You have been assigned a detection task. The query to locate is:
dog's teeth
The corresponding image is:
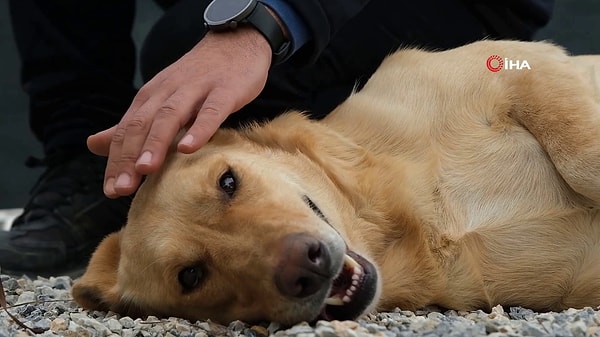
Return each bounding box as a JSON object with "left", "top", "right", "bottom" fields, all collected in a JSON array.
[
  {"left": 352, "top": 274, "right": 360, "bottom": 281},
  {"left": 344, "top": 254, "right": 361, "bottom": 269},
  {"left": 343, "top": 295, "right": 351, "bottom": 303},
  {"left": 350, "top": 285, "right": 357, "bottom": 292},
  {"left": 354, "top": 266, "right": 362, "bottom": 275},
  {"left": 325, "top": 296, "right": 344, "bottom": 306},
  {"left": 346, "top": 289, "right": 353, "bottom": 296}
]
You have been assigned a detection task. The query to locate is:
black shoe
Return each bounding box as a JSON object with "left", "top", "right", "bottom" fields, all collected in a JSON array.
[{"left": 0, "top": 151, "right": 130, "bottom": 277}]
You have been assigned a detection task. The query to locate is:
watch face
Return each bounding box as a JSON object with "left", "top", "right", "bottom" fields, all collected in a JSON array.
[{"left": 205, "top": 0, "right": 256, "bottom": 26}]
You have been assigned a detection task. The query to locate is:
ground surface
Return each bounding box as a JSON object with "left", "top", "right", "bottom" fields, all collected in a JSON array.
[{"left": 2, "top": 274, "right": 600, "bottom": 337}]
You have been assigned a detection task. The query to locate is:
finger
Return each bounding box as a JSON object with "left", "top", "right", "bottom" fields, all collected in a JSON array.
[
  {"left": 177, "top": 89, "right": 236, "bottom": 153},
  {"left": 87, "top": 125, "right": 117, "bottom": 156},
  {"left": 103, "top": 163, "right": 144, "bottom": 199},
  {"left": 102, "top": 123, "right": 143, "bottom": 198},
  {"left": 98, "top": 85, "right": 155, "bottom": 196},
  {"left": 135, "top": 89, "right": 201, "bottom": 175},
  {"left": 108, "top": 92, "right": 176, "bottom": 196}
]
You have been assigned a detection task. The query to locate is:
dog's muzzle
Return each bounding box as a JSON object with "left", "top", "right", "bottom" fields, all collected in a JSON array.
[{"left": 317, "top": 249, "right": 378, "bottom": 321}]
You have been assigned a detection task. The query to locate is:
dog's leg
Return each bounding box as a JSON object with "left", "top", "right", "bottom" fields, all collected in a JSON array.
[
  {"left": 454, "top": 210, "right": 600, "bottom": 311},
  {"left": 509, "top": 54, "right": 600, "bottom": 202}
]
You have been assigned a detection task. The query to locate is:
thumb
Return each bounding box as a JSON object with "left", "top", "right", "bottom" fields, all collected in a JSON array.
[{"left": 87, "top": 125, "right": 117, "bottom": 156}]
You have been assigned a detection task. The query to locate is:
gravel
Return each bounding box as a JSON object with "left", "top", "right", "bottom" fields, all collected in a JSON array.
[{"left": 2, "top": 273, "right": 600, "bottom": 337}]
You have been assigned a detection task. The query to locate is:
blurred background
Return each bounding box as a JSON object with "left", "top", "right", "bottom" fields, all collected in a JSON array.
[{"left": 0, "top": 0, "right": 599, "bottom": 209}]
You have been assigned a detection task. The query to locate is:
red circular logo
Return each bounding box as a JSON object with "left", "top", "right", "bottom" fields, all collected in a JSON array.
[{"left": 486, "top": 55, "right": 503, "bottom": 72}]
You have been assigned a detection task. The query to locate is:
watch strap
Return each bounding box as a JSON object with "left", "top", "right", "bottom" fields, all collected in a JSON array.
[{"left": 246, "top": 2, "right": 290, "bottom": 64}]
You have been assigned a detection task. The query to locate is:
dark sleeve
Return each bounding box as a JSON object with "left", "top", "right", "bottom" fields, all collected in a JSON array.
[
  {"left": 469, "top": 0, "right": 555, "bottom": 40},
  {"left": 284, "top": 0, "right": 370, "bottom": 63}
]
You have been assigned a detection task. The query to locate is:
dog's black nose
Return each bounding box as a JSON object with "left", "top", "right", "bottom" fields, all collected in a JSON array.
[{"left": 275, "top": 233, "right": 332, "bottom": 298}]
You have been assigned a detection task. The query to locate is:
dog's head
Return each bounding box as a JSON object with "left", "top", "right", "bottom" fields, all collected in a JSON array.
[{"left": 73, "top": 114, "right": 381, "bottom": 324}]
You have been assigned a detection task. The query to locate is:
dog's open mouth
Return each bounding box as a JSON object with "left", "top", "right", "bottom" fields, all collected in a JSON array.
[{"left": 317, "top": 250, "right": 378, "bottom": 321}]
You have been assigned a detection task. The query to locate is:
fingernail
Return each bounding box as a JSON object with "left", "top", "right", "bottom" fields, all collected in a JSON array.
[
  {"left": 104, "top": 177, "right": 116, "bottom": 196},
  {"left": 137, "top": 151, "right": 153, "bottom": 166},
  {"left": 179, "top": 134, "right": 194, "bottom": 147},
  {"left": 115, "top": 173, "right": 132, "bottom": 188}
]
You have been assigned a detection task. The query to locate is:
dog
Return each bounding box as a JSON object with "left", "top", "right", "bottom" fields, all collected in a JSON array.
[{"left": 72, "top": 40, "right": 600, "bottom": 325}]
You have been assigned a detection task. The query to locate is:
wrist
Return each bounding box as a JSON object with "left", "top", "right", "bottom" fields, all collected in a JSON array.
[
  {"left": 204, "top": 0, "right": 290, "bottom": 64},
  {"left": 203, "top": 27, "right": 272, "bottom": 64}
]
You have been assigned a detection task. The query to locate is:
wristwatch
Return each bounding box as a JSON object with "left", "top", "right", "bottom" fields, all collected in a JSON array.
[{"left": 204, "top": 0, "right": 291, "bottom": 64}]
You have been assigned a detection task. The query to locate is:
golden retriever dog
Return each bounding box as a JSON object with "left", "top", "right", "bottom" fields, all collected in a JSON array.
[{"left": 72, "top": 40, "right": 600, "bottom": 325}]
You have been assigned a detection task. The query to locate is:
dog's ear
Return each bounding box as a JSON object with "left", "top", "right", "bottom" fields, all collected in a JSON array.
[{"left": 72, "top": 231, "right": 122, "bottom": 311}]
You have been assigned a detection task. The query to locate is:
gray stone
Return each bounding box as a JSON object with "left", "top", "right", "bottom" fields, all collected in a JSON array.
[
  {"left": 521, "top": 322, "right": 549, "bottom": 337},
  {"left": 195, "top": 322, "right": 212, "bottom": 331},
  {"left": 228, "top": 320, "right": 248, "bottom": 332},
  {"left": 314, "top": 323, "right": 337, "bottom": 337},
  {"left": 508, "top": 307, "right": 536, "bottom": 321},
  {"left": 50, "top": 276, "right": 72, "bottom": 290},
  {"left": 2, "top": 278, "right": 19, "bottom": 292},
  {"left": 150, "top": 324, "right": 166, "bottom": 336},
  {"left": 78, "top": 315, "right": 113, "bottom": 336},
  {"left": 15, "top": 291, "right": 35, "bottom": 305},
  {"left": 285, "top": 322, "right": 315, "bottom": 335},
  {"left": 32, "top": 317, "right": 52, "bottom": 330},
  {"left": 119, "top": 316, "right": 136, "bottom": 329},
  {"left": 104, "top": 318, "right": 123, "bottom": 333},
  {"left": 121, "top": 328, "right": 135, "bottom": 337},
  {"left": 570, "top": 320, "right": 588, "bottom": 337}
]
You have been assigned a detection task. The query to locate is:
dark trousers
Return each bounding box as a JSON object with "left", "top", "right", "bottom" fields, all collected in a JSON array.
[{"left": 9, "top": 0, "right": 502, "bottom": 154}]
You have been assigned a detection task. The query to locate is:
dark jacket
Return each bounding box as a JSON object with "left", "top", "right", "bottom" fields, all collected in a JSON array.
[{"left": 285, "top": 0, "right": 554, "bottom": 63}]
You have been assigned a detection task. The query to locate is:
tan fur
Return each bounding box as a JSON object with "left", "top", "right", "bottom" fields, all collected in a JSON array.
[{"left": 73, "top": 40, "right": 600, "bottom": 324}]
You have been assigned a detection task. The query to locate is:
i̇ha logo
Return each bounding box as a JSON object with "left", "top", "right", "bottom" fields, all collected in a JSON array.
[{"left": 486, "top": 55, "right": 531, "bottom": 72}]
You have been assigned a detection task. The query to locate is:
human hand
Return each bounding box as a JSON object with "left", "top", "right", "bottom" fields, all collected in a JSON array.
[{"left": 87, "top": 27, "right": 272, "bottom": 198}]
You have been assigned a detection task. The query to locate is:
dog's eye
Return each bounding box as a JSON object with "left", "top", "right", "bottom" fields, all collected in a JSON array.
[
  {"left": 303, "top": 195, "right": 327, "bottom": 221},
  {"left": 178, "top": 266, "right": 203, "bottom": 290},
  {"left": 219, "top": 170, "right": 236, "bottom": 197}
]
